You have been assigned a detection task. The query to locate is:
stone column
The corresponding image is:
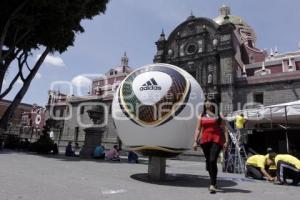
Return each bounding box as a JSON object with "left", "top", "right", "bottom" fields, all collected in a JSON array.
[
  {"left": 80, "top": 127, "right": 105, "bottom": 158},
  {"left": 148, "top": 156, "right": 166, "bottom": 181}
]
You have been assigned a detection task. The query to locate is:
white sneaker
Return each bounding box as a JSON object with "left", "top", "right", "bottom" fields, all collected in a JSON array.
[{"left": 209, "top": 185, "right": 217, "bottom": 194}]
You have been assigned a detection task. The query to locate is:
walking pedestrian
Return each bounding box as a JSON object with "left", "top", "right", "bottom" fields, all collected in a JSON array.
[{"left": 193, "top": 99, "right": 229, "bottom": 194}]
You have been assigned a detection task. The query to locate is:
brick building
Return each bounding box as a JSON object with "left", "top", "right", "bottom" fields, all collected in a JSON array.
[
  {"left": 0, "top": 99, "right": 44, "bottom": 140},
  {"left": 19, "top": 105, "right": 45, "bottom": 141},
  {"left": 0, "top": 99, "right": 32, "bottom": 127}
]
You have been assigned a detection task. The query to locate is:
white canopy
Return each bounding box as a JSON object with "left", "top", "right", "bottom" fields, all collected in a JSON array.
[{"left": 226, "top": 100, "right": 300, "bottom": 128}]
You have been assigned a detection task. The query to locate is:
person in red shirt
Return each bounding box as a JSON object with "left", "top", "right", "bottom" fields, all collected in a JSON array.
[{"left": 193, "top": 100, "right": 229, "bottom": 194}]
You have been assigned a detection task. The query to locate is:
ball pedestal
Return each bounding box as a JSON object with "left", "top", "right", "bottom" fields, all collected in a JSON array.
[{"left": 148, "top": 156, "right": 166, "bottom": 181}]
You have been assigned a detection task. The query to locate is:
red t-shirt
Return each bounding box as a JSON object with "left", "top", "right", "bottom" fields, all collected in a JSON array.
[{"left": 199, "top": 117, "right": 224, "bottom": 146}]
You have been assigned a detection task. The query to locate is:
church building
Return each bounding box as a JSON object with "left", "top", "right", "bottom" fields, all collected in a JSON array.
[
  {"left": 154, "top": 5, "right": 300, "bottom": 114},
  {"left": 153, "top": 5, "right": 300, "bottom": 155}
]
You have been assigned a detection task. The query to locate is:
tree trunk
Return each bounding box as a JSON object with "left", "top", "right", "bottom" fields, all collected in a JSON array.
[
  {"left": 0, "top": 65, "right": 6, "bottom": 94},
  {"left": 0, "top": 50, "right": 21, "bottom": 95},
  {"left": 0, "top": 47, "right": 50, "bottom": 130}
]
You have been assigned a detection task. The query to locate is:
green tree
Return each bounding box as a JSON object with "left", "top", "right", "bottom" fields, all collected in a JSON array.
[{"left": 0, "top": 0, "right": 109, "bottom": 129}]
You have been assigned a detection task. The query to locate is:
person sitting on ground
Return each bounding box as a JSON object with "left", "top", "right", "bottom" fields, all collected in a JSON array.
[
  {"left": 128, "top": 151, "right": 139, "bottom": 163},
  {"left": 105, "top": 145, "right": 120, "bottom": 161},
  {"left": 93, "top": 144, "right": 105, "bottom": 159},
  {"left": 65, "top": 141, "right": 75, "bottom": 157},
  {"left": 275, "top": 154, "right": 300, "bottom": 185},
  {"left": 245, "top": 153, "right": 276, "bottom": 181}
]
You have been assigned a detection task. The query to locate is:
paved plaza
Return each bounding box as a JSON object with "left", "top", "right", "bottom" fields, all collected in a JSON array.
[{"left": 0, "top": 152, "right": 299, "bottom": 200}]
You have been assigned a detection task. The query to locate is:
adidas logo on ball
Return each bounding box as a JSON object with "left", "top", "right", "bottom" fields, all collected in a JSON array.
[{"left": 140, "top": 78, "right": 162, "bottom": 91}]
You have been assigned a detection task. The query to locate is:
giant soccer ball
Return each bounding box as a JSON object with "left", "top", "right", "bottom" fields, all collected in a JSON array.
[{"left": 112, "top": 63, "right": 204, "bottom": 157}]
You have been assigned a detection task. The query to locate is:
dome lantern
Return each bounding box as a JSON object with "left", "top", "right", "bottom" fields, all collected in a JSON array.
[
  {"left": 186, "top": 10, "right": 196, "bottom": 21},
  {"left": 219, "top": 5, "right": 231, "bottom": 16}
]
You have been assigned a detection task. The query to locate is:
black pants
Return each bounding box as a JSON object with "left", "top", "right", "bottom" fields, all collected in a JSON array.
[
  {"left": 277, "top": 161, "right": 300, "bottom": 185},
  {"left": 201, "top": 142, "right": 222, "bottom": 186},
  {"left": 246, "top": 165, "right": 264, "bottom": 180}
]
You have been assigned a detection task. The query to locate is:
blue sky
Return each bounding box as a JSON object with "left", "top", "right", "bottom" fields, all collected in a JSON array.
[{"left": 3, "top": 0, "right": 300, "bottom": 106}]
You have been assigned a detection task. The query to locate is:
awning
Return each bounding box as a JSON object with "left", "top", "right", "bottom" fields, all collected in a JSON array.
[{"left": 226, "top": 100, "right": 300, "bottom": 128}]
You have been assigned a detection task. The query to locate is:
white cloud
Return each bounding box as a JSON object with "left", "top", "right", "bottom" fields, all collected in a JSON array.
[
  {"left": 17, "top": 78, "right": 23, "bottom": 85},
  {"left": 71, "top": 73, "right": 105, "bottom": 88},
  {"left": 37, "top": 54, "right": 65, "bottom": 67},
  {"left": 72, "top": 75, "right": 93, "bottom": 96},
  {"left": 35, "top": 72, "right": 42, "bottom": 79},
  {"left": 72, "top": 75, "right": 92, "bottom": 88}
]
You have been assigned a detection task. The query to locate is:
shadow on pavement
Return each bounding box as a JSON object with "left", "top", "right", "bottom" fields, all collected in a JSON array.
[{"left": 131, "top": 173, "right": 252, "bottom": 193}]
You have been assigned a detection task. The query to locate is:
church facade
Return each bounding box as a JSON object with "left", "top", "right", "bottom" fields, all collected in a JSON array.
[{"left": 153, "top": 5, "right": 300, "bottom": 114}]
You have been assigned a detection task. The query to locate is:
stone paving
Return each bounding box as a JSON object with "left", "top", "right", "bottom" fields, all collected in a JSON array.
[{"left": 0, "top": 151, "right": 299, "bottom": 200}]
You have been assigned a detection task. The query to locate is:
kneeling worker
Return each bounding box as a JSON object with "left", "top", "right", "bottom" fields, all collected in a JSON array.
[
  {"left": 275, "top": 154, "right": 300, "bottom": 185},
  {"left": 245, "top": 153, "right": 276, "bottom": 181}
]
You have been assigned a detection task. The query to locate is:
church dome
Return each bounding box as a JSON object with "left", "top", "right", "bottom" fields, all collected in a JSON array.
[
  {"left": 213, "top": 5, "right": 249, "bottom": 27},
  {"left": 213, "top": 5, "right": 256, "bottom": 45},
  {"left": 214, "top": 14, "right": 249, "bottom": 27}
]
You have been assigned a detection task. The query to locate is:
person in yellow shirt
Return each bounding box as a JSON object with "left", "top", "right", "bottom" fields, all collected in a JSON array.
[
  {"left": 275, "top": 154, "right": 300, "bottom": 185},
  {"left": 245, "top": 153, "right": 276, "bottom": 181},
  {"left": 235, "top": 113, "right": 247, "bottom": 146},
  {"left": 235, "top": 113, "right": 246, "bottom": 129},
  {"left": 265, "top": 148, "right": 277, "bottom": 177}
]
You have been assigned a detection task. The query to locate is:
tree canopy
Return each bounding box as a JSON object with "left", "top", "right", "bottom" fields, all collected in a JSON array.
[
  {"left": 0, "top": 0, "right": 109, "bottom": 129},
  {"left": 0, "top": 0, "right": 108, "bottom": 53}
]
